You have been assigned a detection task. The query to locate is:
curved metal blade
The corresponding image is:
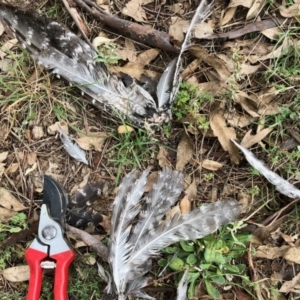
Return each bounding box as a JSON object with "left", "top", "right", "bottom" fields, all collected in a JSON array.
[{"left": 43, "top": 175, "right": 69, "bottom": 226}]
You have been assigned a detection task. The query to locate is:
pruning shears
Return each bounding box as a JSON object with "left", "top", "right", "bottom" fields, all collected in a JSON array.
[{"left": 25, "top": 175, "right": 75, "bottom": 300}]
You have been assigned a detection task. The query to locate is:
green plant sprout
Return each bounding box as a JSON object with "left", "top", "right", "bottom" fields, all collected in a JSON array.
[
  {"left": 158, "top": 221, "right": 252, "bottom": 298},
  {"left": 94, "top": 43, "right": 122, "bottom": 66},
  {"left": 174, "top": 82, "right": 212, "bottom": 130}
]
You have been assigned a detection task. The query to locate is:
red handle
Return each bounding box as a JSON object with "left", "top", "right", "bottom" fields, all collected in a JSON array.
[
  {"left": 52, "top": 250, "right": 76, "bottom": 300},
  {"left": 25, "top": 248, "right": 48, "bottom": 300}
]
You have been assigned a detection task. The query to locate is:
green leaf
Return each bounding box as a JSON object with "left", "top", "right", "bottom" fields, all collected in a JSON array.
[
  {"left": 205, "top": 279, "right": 220, "bottom": 298},
  {"left": 164, "top": 246, "right": 180, "bottom": 254},
  {"left": 200, "top": 263, "right": 211, "bottom": 270},
  {"left": 187, "top": 278, "right": 197, "bottom": 299},
  {"left": 158, "top": 259, "right": 168, "bottom": 267},
  {"left": 180, "top": 240, "right": 195, "bottom": 252},
  {"left": 186, "top": 271, "right": 200, "bottom": 282},
  {"left": 224, "top": 263, "right": 244, "bottom": 273},
  {"left": 211, "top": 275, "right": 226, "bottom": 284},
  {"left": 169, "top": 257, "right": 185, "bottom": 271},
  {"left": 9, "top": 227, "right": 22, "bottom": 233},
  {"left": 186, "top": 254, "right": 198, "bottom": 265}
]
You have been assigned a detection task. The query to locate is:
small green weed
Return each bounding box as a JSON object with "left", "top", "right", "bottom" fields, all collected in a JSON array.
[
  {"left": 94, "top": 43, "right": 122, "bottom": 66},
  {"left": 158, "top": 221, "right": 252, "bottom": 299},
  {"left": 174, "top": 82, "right": 212, "bottom": 130},
  {"left": 0, "top": 213, "right": 28, "bottom": 242}
]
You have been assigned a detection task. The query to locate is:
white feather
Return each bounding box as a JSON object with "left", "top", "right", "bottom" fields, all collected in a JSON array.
[
  {"left": 109, "top": 168, "right": 241, "bottom": 298},
  {"left": 157, "top": 58, "right": 178, "bottom": 107},
  {"left": 58, "top": 127, "right": 88, "bottom": 165},
  {"left": 176, "top": 269, "right": 189, "bottom": 300},
  {"left": 231, "top": 139, "right": 300, "bottom": 198},
  {"left": 109, "top": 169, "right": 151, "bottom": 296},
  {"left": 170, "top": 0, "right": 214, "bottom": 103}
]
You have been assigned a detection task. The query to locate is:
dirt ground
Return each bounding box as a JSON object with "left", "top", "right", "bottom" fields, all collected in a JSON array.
[{"left": 1, "top": 0, "right": 300, "bottom": 299}]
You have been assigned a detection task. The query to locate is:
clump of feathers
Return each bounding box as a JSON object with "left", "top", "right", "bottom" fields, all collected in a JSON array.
[
  {"left": 0, "top": 1, "right": 213, "bottom": 128},
  {"left": 108, "top": 167, "right": 241, "bottom": 299}
]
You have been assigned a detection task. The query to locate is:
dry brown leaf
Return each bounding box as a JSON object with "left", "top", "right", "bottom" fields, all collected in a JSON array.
[
  {"left": 221, "top": 7, "right": 237, "bottom": 26},
  {"left": 210, "top": 112, "right": 240, "bottom": 164},
  {"left": 5, "top": 163, "right": 19, "bottom": 175},
  {"left": 180, "top": 194, "right": 191, "bottom": 213},
  {"left": 135, "top": 49, "right": 160, "bottom": 66},
  {"left": 47, "top": 121, "right": 68, "bottom": 135},
  {"left": 0, "top": 207, "right": 17, "bottom": 222},
  {"left": 246, "top": 0, "right": 266, "bottom": 20},
  {"left": 224, "top": 111, "right": 253, "bottom": 128},
  {"left": 187, "top": 78, "right": 227, "bottom": 95},
  {"left": 176, "top": 131, "right": 194, "bottom": 171},
  {"left": 188, "top": 45, "right": 231, "bottom": 81},
  {"left": 200, "top": 159, "right": 224, "bottom": 171},
  {"left": 0, "top": 163, "right": 5, "bottom": 178},
  {"left": 280, "top": 273, "right": 300, "bottom": 293},
  {"left": 240, "top": 63, "right": 261, "bottom": 75},
  {"left": 157, "top": 146, "right": 172, "bottom": 168},
  {"left": 169, "top": 17, "right": 189, "bottom": 43},
  {"left": 238, "top": 191, "right": 252, "bottom": 213},
  {"left": 181, "top": 59, "right": 202, "bottom": 79},
  {"left": 0, "top": 38, "right": 18, "bottom": 59},
  {"left": 240, "top": 128, "right": 273, "bottom": 148},
  {"left": 111, "top": 65, "right": 159, "bottom": 81},
  {"left": 122, "top": 0, "right": 153, "bottom": 22},
  {"left": 254, "top": 245, "right": 289, "bottom": 259},
  {"left": 284, "top": 247, "right": 300, "bottom": 264},
  {"left": 76, "top": 132, "right": 107, "bottom": 152},
  {"left": 261, "top": 27, "right": 282, "bottom": 40},
  {"left": 0, "top": 151, "right": 8, "bottom": 163},
  {"left": 194, "top": 22, "right": 214, "bottom": 39},
  {"left": 0, "top": 20, "right": 4, "bottom": 36},
  {"left": 228, "top": 0, "right": 253, "bottom": 8},
  {"left": 0, "top": 188, "right": 26, "bottom": 211},
  {"left": 185, "top": 180, "right": 197, "bottom": 201},
  {"left": 233, "top": 92, "right": 260, "bottom": 118},
  {"left": 27, "top": 152, "right": 37, "bottom": 165},
  {"left": 25, "top": 162, "right": 37, "bottom": 176},
  {"left": 2, "top": 265, "right": 30, "bottom": 282},
  {"left": 279, "top": 3, "right": 300, "bottom": 18}
]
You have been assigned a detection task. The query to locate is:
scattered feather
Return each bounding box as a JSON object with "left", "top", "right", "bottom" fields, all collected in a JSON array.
[
  {"left": 231, "top": 139, "right": 300, "bottom": 198},
  {"left": 156, "top": 58, "right": 178, "bottom": 107},
  {"left": 58, "top": 127, "right": 88, "bottom": 165},
  {"left": 176, "top": 269, "right": 189, "bottom": 300},
  {"left": 170, "top": 0, "right": 214, "bottom": 103},
  {"left": 108, "top": 167, "right": 241, "bottom": 299}
]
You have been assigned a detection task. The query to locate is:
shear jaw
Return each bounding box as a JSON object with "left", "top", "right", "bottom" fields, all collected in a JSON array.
[{"left": 37, "top": 204, "right": 72, "bottom": 255}]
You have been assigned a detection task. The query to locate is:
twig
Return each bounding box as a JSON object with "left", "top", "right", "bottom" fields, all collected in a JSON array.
[{"left": 66, "top": 224, "right": 109, "bottom": 260}]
